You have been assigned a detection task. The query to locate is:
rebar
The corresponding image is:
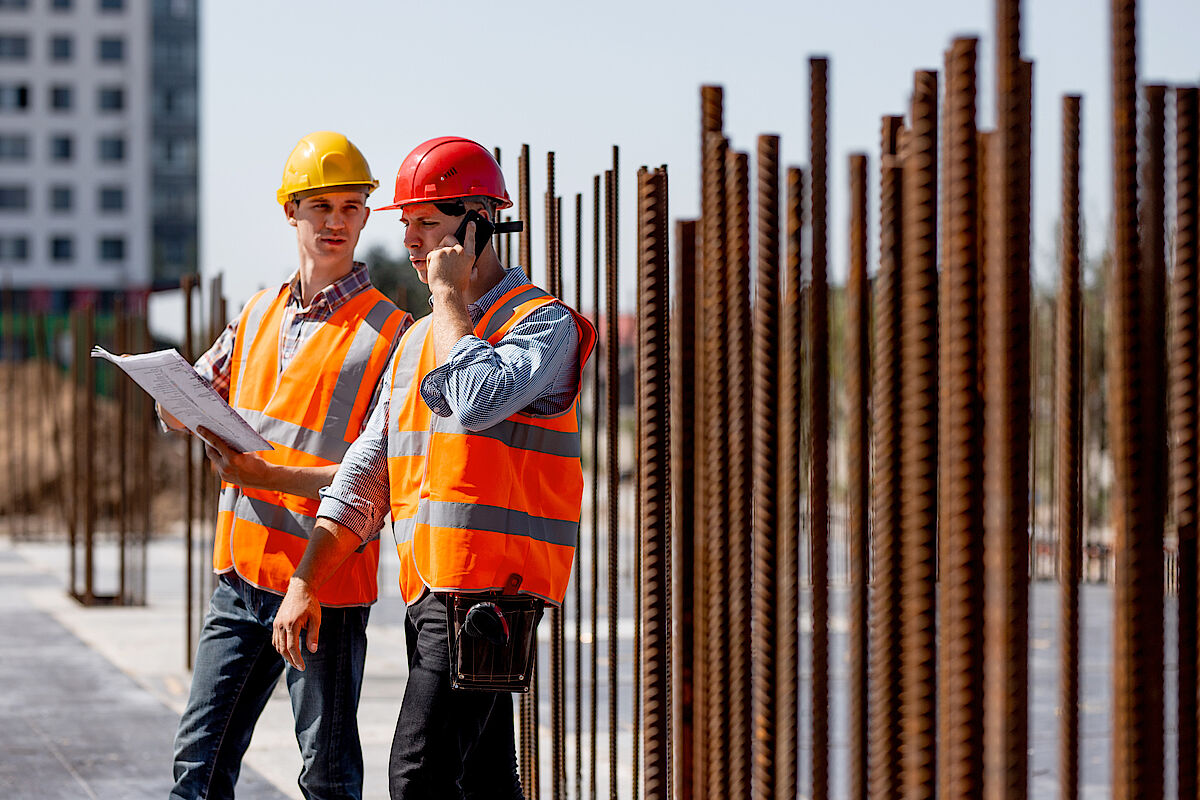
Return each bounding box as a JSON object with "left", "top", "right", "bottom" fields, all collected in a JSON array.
[
  {"left": 1108, "top": 1, "right": 1164, "bottom": 795},
  {"left": 672, "top": 217, "right": 699, "bottom": 800},
  {"left": 546, "top": 149, "right": 566, "bottom": 800},
  {"left": 846, "top": 151, "right": 870, "bottom": 800},
  {"left": 808, "top": 56, "right": 831, "bottom": 800},
  {"left": 83, "top": 304, "right": 96, "bottom": 604},
  {"left": 574, "top": 190, "right": 585, "bottom": 800},
  {"left": 723, "top": 147, "right": 753, "bottom": 798},
  {"left": 701, "top": 129, "right": 730, "bottom": 800},
  {"left": 938, "top": 38, "right": 985, "bottom": 800},
  {"left": 636, "top": 164, "right": 670, "bottom": 800},
  {"left": 750, "top": 134, "right": 781, "bottom": 800},
  {"left": 590, "top": 172, "right": 602, "bottom": 800},
  {"left": 605, "top": 163, "right": 620, "bottom": 800},
  {"left": 1056, "top": 93, "right": 1083, "bottom": 800},
  {"left": 520, "top": 144, "right": 532, "bottom": 276},
  {"left": 1172, "top": 85, "right": 1200, "bottom": 800},
  {"left": 779, "top": 165, "right": 804, "bottom": 800},
  {"left": 869, "top": 115, "right": 905, "bottom": 800}
]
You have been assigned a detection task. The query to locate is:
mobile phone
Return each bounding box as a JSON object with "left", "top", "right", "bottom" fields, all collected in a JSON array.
[{"left": 453, "top": 210, "right": 495, "bottom": 257}]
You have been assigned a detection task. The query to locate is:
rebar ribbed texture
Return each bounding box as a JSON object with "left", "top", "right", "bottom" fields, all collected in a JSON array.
[
  {"left": 846, "top": 151, "right": 870, "bottom": 800},
  {"left": 590, "top": 172, "right": 602, "bottom": 800},
  {"left": 984, "top": 2, "right": 1031, "bottom": 797},
  {"left": 1172, "top": 85, "right": 1200, "bottom": 800},
  {"left": 520, "top": 144, "right": 532, "bottom": 275},
  {"left": 1056, "top": 93, "right": 1083, "bottom": 800},
  {"left": 1108, "top": 2, "right": 1164, "bottom": 795},
  {"left": 750, "top": 135, "right": 781, "bottom": 800},
  {"left": 899, "top": 69, "right": 939, "bottom": 800},
  {"left": 701, "top": 129, "right": 730, "bottom": 800},
  {"left": 808, "top": 56, "right": 831, "bottom": 800},
  {"left": 938, "top": 38, "right": 985, "bottom": 800},
  {"left": 869, "top": 115, "right": 905, "bottom": 800},
  {"left": 724, "top": 147, "right": 753, "bottom": 798},
  {"left": 637, "top": 165, "right": 671, "bottom": 800},
  {"left": 545, "top": 149, "right": 565, "bottom": 800},
  {"left": 778, "top": 165, "right": 804, "bottom": 800}
]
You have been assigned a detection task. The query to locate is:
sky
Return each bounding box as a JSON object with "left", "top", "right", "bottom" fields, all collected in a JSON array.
[{"left": 162, "top": 0, "right": 1200, "bottom": 334}]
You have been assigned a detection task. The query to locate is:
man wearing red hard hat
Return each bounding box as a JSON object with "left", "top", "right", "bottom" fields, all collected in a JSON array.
[{"left": 271, "top": 136, "right": 596, "bottom": 798}]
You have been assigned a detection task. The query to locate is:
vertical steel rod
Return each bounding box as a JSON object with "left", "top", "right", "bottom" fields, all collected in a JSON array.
[
  {"left": 1172, "top": 85, "right": 1200, "bottom": 800},
  {"left": 605, "top": 164, "right": 620, "bottom": 800},
  {"left": 809, "top": 56, "right": 831, "bottom": 800},
  {"left": 590, "top": 173, "right": 602, "bottom": 800},
  {"left": 846, "top": 151, "right": 871, "bottom": 800},
  {"left": 83, "top": 304, "right": 96, "bottom": 604},
  {"left": 520, "top": 144, "right": 532, "bottom": 277},
  {"left": 182, "top": 274, "right": 196, "bottom": 665},
  {"left": 1056, "top": 93, "right": 1083, "bottom": 800},
  {"left": 750, "top": 134, "right": 781, "bottom": 800},
  {"left": 939, "top": 39, "right": 985, "bottom": 800},
  {"left": 574, "top": 190, "right": 585, "bottom": 800}
]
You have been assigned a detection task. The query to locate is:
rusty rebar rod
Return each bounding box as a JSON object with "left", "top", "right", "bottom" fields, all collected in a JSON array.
[
  {"left": 808, "top": 55, "right": 831, "bottom": 800},
  {"left": 723, "top": 147, "right": 753, "bottom": 798},
  {"left": 636, "top": 164, "right": 670, "bottom": 800},
  {"left": 590, "top": 172, "right": 602, "bottom": 800},
  {"left": 846, "top": 151, "right": 871, "bottom": 800},
  {"left": 574, "top": 190, "right": 585, "bottom": 800},
  {"left": 1056, "top": 93, "right": 1083, "bottom": 800},
  {"left": 938, "top": 38, "right": 985, "bottom": 800},
  {"left": 520, "top": 144, "right": 532, "bottom": 277},
  {"left": 1108, "top": 2, "right": 1164, "bottom": 795},
  {"left": 750, "top": 135, "right": 781, "bottom": 800},
  {"left": 83, "top": 304, "right": 96, "bottom": 604},
  {"left": 779, "top": 165, "right": 804, "bottom": 800},
  {"left": 983, "top": 2, "right": 1031, "bottom": 796},
  {"left": 1172, "top": 85, "right": 1200, "bottom": 800},
  {"left": 673, "top": 217, "right": 699, "bottom": 800},
  {"left": 605, "top": 163, "right": 620, "bottom": 800},
  {"left": 701, "top": 129, "right": 730, "bottom": 800},
  {"left": 869, "top": 115, "right": 905, "bottom": 800}
]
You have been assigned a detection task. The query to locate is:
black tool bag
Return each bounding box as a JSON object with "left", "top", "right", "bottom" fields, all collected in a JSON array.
[{"left": 444, "top": 575, "right": 544, "bottom": 692}]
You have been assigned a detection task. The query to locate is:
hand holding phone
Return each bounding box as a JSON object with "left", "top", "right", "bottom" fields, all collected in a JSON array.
[{"left": 453, "top": 210, "right": 495, "bottom": 257}]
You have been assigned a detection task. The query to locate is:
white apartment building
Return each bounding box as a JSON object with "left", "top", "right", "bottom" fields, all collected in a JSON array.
[{"left": 0, "top": 0, "right": 197, "bottom": 295}]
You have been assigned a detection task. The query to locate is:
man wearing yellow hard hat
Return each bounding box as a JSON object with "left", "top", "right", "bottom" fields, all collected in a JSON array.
[{"left": 165, "top": 131, "right": 414, "bottom": 800}]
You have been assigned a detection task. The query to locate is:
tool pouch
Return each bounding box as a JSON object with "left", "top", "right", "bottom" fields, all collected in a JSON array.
[{"left": 444, "top": 574, "right": 544, "bottom": 692}]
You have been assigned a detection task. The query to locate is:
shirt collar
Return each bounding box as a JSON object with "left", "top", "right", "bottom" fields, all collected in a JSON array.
[
  {"left": 427, "top": 267, "right": 533, "bottom": 325},
  {"left": 285, "top": 261, "right": 371, "bottom": 310}
]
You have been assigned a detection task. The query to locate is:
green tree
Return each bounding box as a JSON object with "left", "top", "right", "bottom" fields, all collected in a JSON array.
[{"left": 363, "top": 244, "right": 431, "bottom": 317}]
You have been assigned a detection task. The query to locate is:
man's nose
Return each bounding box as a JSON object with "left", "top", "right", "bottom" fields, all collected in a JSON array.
[{"left": 326, "top": 210, "right": 347, "bottom": 229}]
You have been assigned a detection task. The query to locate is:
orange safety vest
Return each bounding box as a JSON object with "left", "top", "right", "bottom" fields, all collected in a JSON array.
[
  {"left": 386, "top": 281, "right": 597, "bottom": 606},
  {"left": 215, "top": 284, "right": 410, "bottom": 606}
]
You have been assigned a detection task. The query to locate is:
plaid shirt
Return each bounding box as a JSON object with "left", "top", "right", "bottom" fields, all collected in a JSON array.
[{"left": 195, "top": 262, "right": 376, "bottom": 399}]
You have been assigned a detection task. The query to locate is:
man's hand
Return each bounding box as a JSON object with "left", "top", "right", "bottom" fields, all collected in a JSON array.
[
  {"left": 199, "top": 426, "right": 274, "bottom": 491},
  {"left": 273, "top": 577, "right": 321, "bottom": 671},
  {"left": 426, "top": 221, "right": 477, "bottom": 296}
]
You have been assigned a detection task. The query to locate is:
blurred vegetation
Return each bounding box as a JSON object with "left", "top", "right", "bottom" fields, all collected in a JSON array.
[{"left": 363, "top": 244, "right": 431, "bottom": 318}]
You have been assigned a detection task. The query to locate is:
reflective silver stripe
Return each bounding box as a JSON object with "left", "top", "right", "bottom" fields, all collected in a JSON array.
[
  {"left": 238, "top": 409, "right": 351, "bottom": 463},
  {"left": 321, "top": 299, "right": 399, "bottom": 444},
  {"left": 232, "top": 492, "right": 316, "bottom": 540},
  {"left": 219, "top": 485, "right": 239, "bottom": 513},
  {"left": 387, "top": 316, "right": 433, "bottom": 459},
  {"left": 431, "top": 414, "right": 580, "bottom": 458},
  {"left": 392, "top": 515, "right": 416, "bottom": 544},
  {"left": 388, "top": 430, "right": 431, "bottom": 458},
  {"left": 479, "top": 284, "right": 550, "bottom": 341},
  {"left": 232, "top": 290, "right": 279, "bottom": 409},
  {"left": 414, "top": 500, "right": 578, "bottom": 548}
]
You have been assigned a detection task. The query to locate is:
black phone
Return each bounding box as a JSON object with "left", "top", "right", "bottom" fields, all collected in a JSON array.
[{"left": 453, "top": 210, "right": 495, "bottom": 257}]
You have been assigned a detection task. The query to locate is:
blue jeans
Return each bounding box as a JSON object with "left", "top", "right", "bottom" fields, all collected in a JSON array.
[
  {"left": 170, "top": 573, "right": 370, "bottom": 800},
  {"left": 388, "top": 590, "right": 524, "bottom": 799}
]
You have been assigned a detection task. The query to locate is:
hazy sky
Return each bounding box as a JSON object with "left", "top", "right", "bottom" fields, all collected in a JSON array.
[{"left": 179, "top": 0, "right": 1200, "bottom": 328}]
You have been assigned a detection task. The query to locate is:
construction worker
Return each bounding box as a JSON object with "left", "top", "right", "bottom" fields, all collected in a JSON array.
[
  {"left": 164, "top": 131, "right": 413, "bottom": 800},
  {"left": 271, "top": 136, "right": 596, "bottom": 799}
]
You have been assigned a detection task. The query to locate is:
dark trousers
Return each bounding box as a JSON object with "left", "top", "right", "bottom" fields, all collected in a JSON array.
[{"left": 388, "top": 589, "right": 523, "bottom": 800}]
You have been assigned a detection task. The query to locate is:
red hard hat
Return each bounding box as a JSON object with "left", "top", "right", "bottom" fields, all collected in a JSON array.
[{"left": 376, "top": 136, "right": 513, "bottom": 211}]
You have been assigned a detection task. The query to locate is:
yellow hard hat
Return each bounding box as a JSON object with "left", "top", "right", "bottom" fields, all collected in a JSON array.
[{"left": 276, "top": 131, "right": 379, "bottom": 204}]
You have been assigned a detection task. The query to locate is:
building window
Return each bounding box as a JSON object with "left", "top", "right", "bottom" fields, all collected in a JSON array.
[
  {"left": 0, "top": 0, "right": 31, "bottom": 10},
  {"left": 50, "top": 185, "right": 72, "bottom": 211},
  {"left": 50, "top": 85, "right": 71, "bottom": 110},
  {"left": 49, "top": 134, "right": 72, "bottom": 161},
  {"left": 50, "top": 35, "right": 71, "bottom": 61},
  {"left": 98, "top": 185, "right": 124, "bottom": 211},
  {"left": 98, "top": 135, "right": 124, "bottom": 161},
  {"left": 99, "top": 0, "right": 122, "bottom": 9},
  {"left": 0, "top": 134, "right": 29, "bottom": 161},
  {"left": 50, "top": 235, "right": 73, "bottom": 262},
  {"left": 97, "top": 36, "right": 123, "bottom": 62},
  {"left": 52, "top": 0, "right": 72, "bottom": 9},
  {"left": 0, "top": 185, "right": 29, "bottom": 210},
  {"left": 97, "top": 87, "right": 123, "bottom": 112},
  {"left": 0, "top": 35, "right": 28, "bottom": 60},
  {"left": 99, "top": 236, "right": 124, "bottom": 262},
  {"left": 0, "top": 236, "right": 29, "bottom": 263},
  {"left": 0, "top": 84, "right": 29, "bottom": 110}
]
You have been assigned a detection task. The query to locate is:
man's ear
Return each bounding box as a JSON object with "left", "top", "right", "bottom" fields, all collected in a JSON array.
[{"left": 284, "top": 199, "right": 298, "bottom": 227}]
